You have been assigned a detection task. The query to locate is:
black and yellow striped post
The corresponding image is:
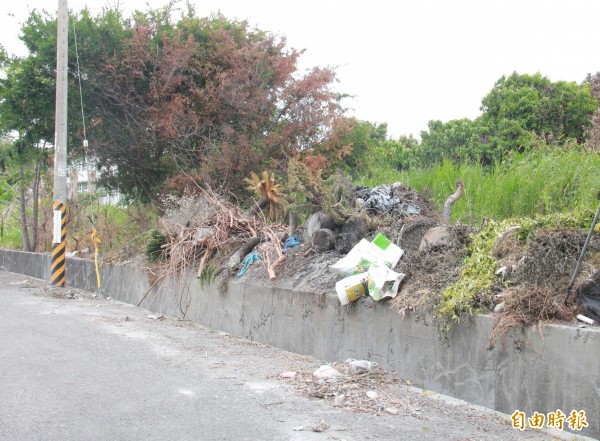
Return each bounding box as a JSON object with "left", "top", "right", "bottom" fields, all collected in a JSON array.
[{"left": 51, "top": 201, "right": 67, "bottom": 286}]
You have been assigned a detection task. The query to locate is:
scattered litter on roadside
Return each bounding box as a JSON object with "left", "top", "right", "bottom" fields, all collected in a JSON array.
[
  {"left": 279, "top": 371, "right": 297, "bottom": 379},
  {"left": 330, "top": 236, "right": 403, "bottom": 276},
  {"left": 312, "top": 420, "right": 329, "bottom": 432},
  {"left": 347, "top": 359, "right": 378, "bottom": 374},
  {"left": 147, "top": 314, "right": 167, "bottom": 320},
  {"left": 366, "top": 262, "right": 404, "bottom": 302},
  {"left": 236, "top": 252, "right": 262, "bottom": 278},
  {"left": 9, "top": 280, "right": 31, "bottom": 287},
  {"left": 334, "top": 394, "right": 345, "bottom": 407},
  {"left": 313, "top": 364, "right": 342, "bottom": 379},
  {"left": 331, "top": 233, "right": 405, "bottom": 305},
  {"left": 493, "top": 302, "right": 506, "bottom": 313},
  {"left": 283, "top": 360, "right": 412, "bottom": 416},
  {"left": 292, "top": 426, "right": 304, "bottom": 431},
  {"left": 335, "top": 274, "right": 368, "bottom": 305},
  {"left": 282, "top": 236, "right": 301, "bottom": 253},
  {"left": 366, "top": 390, "right": 378, "bottom": 400},
  {"left": 576, "top": 314, "right": 597, "bottom": 325},
  {"left": 355, "top": 183, "right": 421, "bottom": 216}
]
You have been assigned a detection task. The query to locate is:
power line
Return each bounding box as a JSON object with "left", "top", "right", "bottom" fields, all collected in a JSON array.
[{"left": 71, "top": 13, "right": 88, "bottom": 160}]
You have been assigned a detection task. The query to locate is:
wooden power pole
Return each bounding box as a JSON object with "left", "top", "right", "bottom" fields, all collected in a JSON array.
[{"left": 51, "top": 0, "right": 68, "bottom": 287}]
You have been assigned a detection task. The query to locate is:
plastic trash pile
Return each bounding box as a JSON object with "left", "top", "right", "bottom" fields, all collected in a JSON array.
[
  {"left": 330, "top": 233, "right": 405, "bottom": 305},
  {"left": 355, "top": 183, "right": 421, "bottom": 216}
]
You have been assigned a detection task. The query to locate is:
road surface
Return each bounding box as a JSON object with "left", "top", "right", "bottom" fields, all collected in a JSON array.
[{"left": 0, "top": 270, "right": 584, "bottom": 441}]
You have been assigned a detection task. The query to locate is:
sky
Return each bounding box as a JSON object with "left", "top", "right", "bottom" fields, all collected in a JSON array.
[{"left": 1, "top": 0, "right": 599, "bottom": 139}]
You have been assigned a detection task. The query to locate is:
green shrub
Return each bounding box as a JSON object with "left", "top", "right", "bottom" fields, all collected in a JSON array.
[
  {"left": 0, "top": 224, "right": 23, "bottom": 249},
  {"left": 145, "top": 230, "right": 168, "bottom": 263}
]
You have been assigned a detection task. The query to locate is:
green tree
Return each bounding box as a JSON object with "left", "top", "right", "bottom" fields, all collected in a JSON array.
[
  {"left": 325, "top": 119, "right": 389, "bottom": 175},
  {"left": 18, "top": 7, "right": 132, "bottom": 160},
  {"left": 4, "top": 4, "right": 344, "bottom": 207},
  {"left": 0, "top": 6, "right": 131, "bottom": 249},
  {"left": 0, "top": 52, "right": 54, "bottom": 251},
  {"left": 414, "top": 72, "right": 597, "bottom": 169},
  {"left": 480, "top": 72, "right": 596, "bottom": 142},
  {"left": 587, "top": 71, "right": 600, "bottom": 149},
  {"left": 418, "top": 118, "right": 488, "bottom": 165}
]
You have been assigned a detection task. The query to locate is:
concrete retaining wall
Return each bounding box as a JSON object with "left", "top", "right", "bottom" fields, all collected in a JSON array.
[{"left": 1, "top": 249, "right": 598, "bottom": 439}]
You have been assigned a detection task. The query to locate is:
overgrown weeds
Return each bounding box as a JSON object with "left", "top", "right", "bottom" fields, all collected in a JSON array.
[
  {"left": 0, "top": 193, "right": 158, "bottom": 258},
  {"left": 434, "top": 210, "right": 597, "bottom": 342},
  {"left": 360, "top": 145, "right": 600, "bottom": 225}
]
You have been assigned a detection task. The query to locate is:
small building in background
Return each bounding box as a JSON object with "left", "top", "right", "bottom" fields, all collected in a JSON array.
[{"left": 68, "top": 161, "right": 120, "bottom": 205}]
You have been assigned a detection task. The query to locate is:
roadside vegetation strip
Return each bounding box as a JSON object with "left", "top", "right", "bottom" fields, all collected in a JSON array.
[
  {"left": 434, "top": 209, "right": 598, "bottom": 340},
  {"left": 357, "top": 144, "right": 600, "bottom": 225}
]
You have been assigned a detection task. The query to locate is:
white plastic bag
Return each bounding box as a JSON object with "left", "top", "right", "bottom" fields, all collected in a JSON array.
[
  {"left": 330, "top": 238, "right": 404, "bottom": 275},
  {"left": 313, "top": 364, "right": 342, "bottom": 379},
  {"left": 367, "top": 261, "right": 405, "bottom": 301}
]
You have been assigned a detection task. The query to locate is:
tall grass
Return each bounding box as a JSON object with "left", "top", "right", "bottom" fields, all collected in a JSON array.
[
  {"left": 358, "top": 146, "right": 600, "bottom": 225},
  {"left": 59, "top": 195, "right": 160, "bottom": 255},
  {"left": 0, "top": 221, "right": 23, "bottom": 249},
  {"left": 0, "top": 195, "right": 158, "bottom": 255}
]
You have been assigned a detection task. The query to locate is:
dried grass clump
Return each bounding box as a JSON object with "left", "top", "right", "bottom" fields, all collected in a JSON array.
[
  {"left": 512, "top": 229, "right": 587, "bottom": 288},
  {"left": 488, "top": 287, "right": 576, "bottom": 349}
]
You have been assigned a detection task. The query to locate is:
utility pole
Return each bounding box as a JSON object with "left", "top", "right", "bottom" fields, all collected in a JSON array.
[{"left": 51, "top": 0, "right": 68, "bottom": 287}]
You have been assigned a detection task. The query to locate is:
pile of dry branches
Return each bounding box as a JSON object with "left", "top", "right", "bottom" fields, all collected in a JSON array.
[{"left": 142, "top": 187, "right": 289, "bottom": 303}]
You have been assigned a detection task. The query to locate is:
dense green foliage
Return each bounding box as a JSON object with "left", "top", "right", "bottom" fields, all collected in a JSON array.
[
  {"left": 145, "top": 230, "right": 168, "bottom": 263},
  {"left": 413, "top": 73, "right": 597, "bottom": 167},
  {"left": 588, "top": 72, "right": 600, "bottom": 149},
  {"left": 339, "top": 73, "right": 597, "bottom": 189},
  {"left": 481, "top": 72, "right": 596, "bottom": 142}
]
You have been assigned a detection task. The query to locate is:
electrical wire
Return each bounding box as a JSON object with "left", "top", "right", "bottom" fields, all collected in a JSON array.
[{"left": 71, "top": 15, "right": 88, "bottom": 161}]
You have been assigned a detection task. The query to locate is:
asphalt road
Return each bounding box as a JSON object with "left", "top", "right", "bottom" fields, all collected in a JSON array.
[{"left": 0, "top": 270, "right": 584, "bottom": 441}]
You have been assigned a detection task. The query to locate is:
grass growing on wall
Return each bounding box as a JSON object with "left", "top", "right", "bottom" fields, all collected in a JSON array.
[{"left": 434, "top": 208, "right": 597, "bottom": 340}]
